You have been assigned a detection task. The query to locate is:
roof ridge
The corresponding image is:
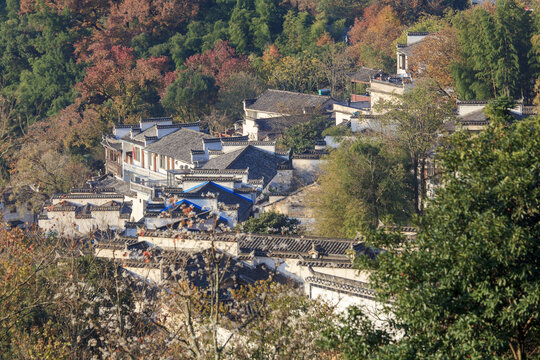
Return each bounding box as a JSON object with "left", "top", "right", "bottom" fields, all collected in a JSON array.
[
  {"left": 266, "top": 89, "right": 330, "bottom": 98},
  {"left": 141, "top": 117, "right": 173, "bottom": 122}
]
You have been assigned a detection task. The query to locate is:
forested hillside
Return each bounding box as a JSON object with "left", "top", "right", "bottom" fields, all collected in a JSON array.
[{"left": 0, "top": 0, "right": 537, "bottom": 200}]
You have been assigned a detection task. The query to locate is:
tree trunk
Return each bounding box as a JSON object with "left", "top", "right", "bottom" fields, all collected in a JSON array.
[
  {"left": 419, "top": 157, "right": 426, "bottom": 215},
  {"left": 412, "top": 156, "right": 420, "bottom": 214}
]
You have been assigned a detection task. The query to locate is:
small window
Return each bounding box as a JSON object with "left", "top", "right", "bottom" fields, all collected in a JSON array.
[
  {"left": 134, "top": 147, "right": 141, "bottom": 161},
  {"left": 160, "top": 155, "right": 166, "bottom": 169},
  {"left": 399, "top": 54, "right": 406, "bottom": 70}
]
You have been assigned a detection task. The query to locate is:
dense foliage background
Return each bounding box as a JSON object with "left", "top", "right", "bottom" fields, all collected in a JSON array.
[{"left": 0, "top": 0, "right": 495, "bottom": 191}]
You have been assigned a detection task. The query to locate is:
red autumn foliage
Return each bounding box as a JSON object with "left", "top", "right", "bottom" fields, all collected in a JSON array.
[
  {"left": 184, "top": 41, "right": 252, "bottom": 88},
  {"left": 68, "top": 0, "right": 200, "bottom": 60},
  {"left": 316, "top": 33, "right": 334, "bottom": 46},
  {"left": 160, "top": 70, "right": 179, "bottom": 98},
  {"left": 76, "top": 45, "right": 167, "bottom": 107},
  {"left": 109, "top": 0, "right": 200, "bottom": 35},
  {"left": 263, "top": 44, "right": 281, "bottom": 62}
]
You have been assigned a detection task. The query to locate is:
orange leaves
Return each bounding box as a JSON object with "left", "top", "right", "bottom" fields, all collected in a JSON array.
[
  {"left": 348, "top": 5, "right": 405, "bottom": 69},
  {"left": 408, "top": 26, "right": 461, "bottom": 92},
  {"left": 316, "top": 33, "right": 334, "bottom": 46},
  {"left": 110, "top": 0, "right": 200, "bottom": 36}
]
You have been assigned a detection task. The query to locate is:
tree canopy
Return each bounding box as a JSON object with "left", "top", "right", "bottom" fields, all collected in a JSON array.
[
  {"left": 377, "top": 79, "right": 456, "bottom": 213},
  {"left": 311, "top": 136, "right": 413, "bottom": 237},
  {"left": 348, "top": 112, "right": 540, "bottom": 360},
  {"left": 452, "top": 0, "right": 535, "bottom": 100},
  {"left": 239, "top": 211, "right": 300, "bottom": 234}
]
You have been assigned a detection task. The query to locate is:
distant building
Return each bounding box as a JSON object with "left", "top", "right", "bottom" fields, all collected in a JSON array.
[
  {"left": 396, "top": 31, "right": 429, "bottom": 77},
  {"left": 94, "top": 231, "right": 385, "bottom": 317},
  {"left": 96, "top": 117, "right": 303, "bottom": 232},
  {"left": 242, "top": 89, "right": 336, "bottom": 141},
  {"left": 454, "top": 100, "right": 537, "bottom": 132},
  {"left": 38, "top": 188, "right": 133, "bottom": 237},
  {"left": 347, "top": 67, "right": 382, "bottom": 102},
  {"left": 1, "top": 187, "right": 37, "bottom": 229},
  {"left": 262, "top": 183, "right": 319, "bottom": 231},
  {"left": 333, "top": 100, "right": 370, "bottom": 126}
]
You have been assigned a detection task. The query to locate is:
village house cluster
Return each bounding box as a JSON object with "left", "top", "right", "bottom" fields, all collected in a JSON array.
[{"left": 2, "top": 29, "right": 534, "bottom": 316}]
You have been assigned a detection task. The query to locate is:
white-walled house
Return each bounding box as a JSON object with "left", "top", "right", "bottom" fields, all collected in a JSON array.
[
  {"left": 94, "top": 231, "right": 386, "bottom": 320},
  {"left": 100, "top": 117, "right": 303, "bottom": 231},
  {"left": 455, "top": 100, "right": 536, "bottom": 132},
  {"left": 38, "top": 188, "right": 134, "bottom": 237},
  {"left": 396, "top": 31, "right": 429, "bottom": 76},
  {"left": 242, "top": 89, "right": 336, "bottom": 141}
]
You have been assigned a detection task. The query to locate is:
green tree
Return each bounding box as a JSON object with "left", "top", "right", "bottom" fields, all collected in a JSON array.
[
  {"left": 311, "top": 137, "right": 413, "bottom": 237},
  {"left": 228, "top": 0, "right": 254, "bottom": 53},
  {"left": 320, "top": 306, "right": 391, "bottom": 360},
  {"left": 162, "top": 71, "right": 218, "bottom": 121},
  {"left": 278, "top": 115, "right": 331, "bottom": 153},
  {"left": 239, "top": 211, "right": 300, "bottom": 235},
  {"left": 354, "top": 114, "right": 540, "bottom": 360},
  {"left": 452, "top": 0, "right": 534, "bottom": 99},
  {"left": 0, "top": 8, "right": 83, "bottom": 126},
  {"left": 276, "top": 10, "right": 315, "bottom": 56},
  {"left": 483, "top": 95, "right": 516, "bottom": 123},
  {"left": 251, "top": 0, "right": 283, "bottom": 53},
  {"left": 216, "top": 71, "right": 265, "bottom": 121},
  {"left": 378, "top": 79, "right": 456, "bottom": 214},
  {"left": 269, "top": 53, "right": 325, "bottom": 93},
  {"left": 0, "top": 14, "right": 35, "bottom": 88}
]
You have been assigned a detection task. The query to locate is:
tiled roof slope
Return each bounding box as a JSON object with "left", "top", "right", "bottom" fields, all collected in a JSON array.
[
  {"left": 254, "top": 114, "right": 312, "bottom": 140},
  {"left": 460, "top": 109, "right": 487, "bottom": 123},
  {"left": 182, "top": 182, "right": 253, "bottom": 222},
  {"left": 246, "top": 89, "right": 333, "bottom": 114},
  {"left": 130, "top": 126, "right": 158, "bottom": 142},
  {"left": 145, "top": 128, "right": 213, "bottom": 163},
  {"left": 202, "top": 145, "right": 278, "bottom": 187},
  {"left": 237, "top": 234, "right": 359, "bottom": 258},
  {"left": 348, "top": 67, "right": 382, "bottom": 83},
  {"left": 140, "top": 231, "right": 363, "bottom": 258},
  {"left": 396, "top": 41, "right": 422, "bottom": 57}
]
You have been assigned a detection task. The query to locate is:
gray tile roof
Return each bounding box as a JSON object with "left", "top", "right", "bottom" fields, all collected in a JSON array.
[
  {"left": 121, "top": 123, "right": 201, "bottom": 146},
  {"left": 458, "top": 107, "right": 535, "bottom": 127},
  {"left": 141, "top": 117, "right": 173, "bottom": 123},
  {"left": 145, "top": 128, "right": 213, "bottom": 163},
  {"left": 246, "top": 89, "right": 334, "bottom": 115},
  {"left": 459, "top": 109, "right": 487, "bottom": 124},
  {"left": 101, "top": 136, "right": 123, "bottom": 151},
  {"left": 254, "top": 114, "right": 313, "bottom": 141},
  {"left": 182, "top": 182, "right": 253, "bottom": 222},
  {"left": 291, "top": 149, "right": 329, "bottom": 159},
  {"left": 305, "top": 267, "right": 375, "bottom": 298},
  {"left": 397, "top": 42, "right": 421, "bottom": 57},
  {"left": 89, "top": 175, "right": 137, "bottom": 198},
  {"left": 138, "top": 231, "right": 362, "bottom": 259},
  {"left": 121, "top": 126, "right": 157, "bottom": 143},
  {"left": 348, "top": 67, "right": 383, "bottom": 83},
  {"left": 202, "top": 145, "right": 279, "bottom": 186},
  {"left": 237, "top": 234, "right": 359, "bottom": 258}
]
